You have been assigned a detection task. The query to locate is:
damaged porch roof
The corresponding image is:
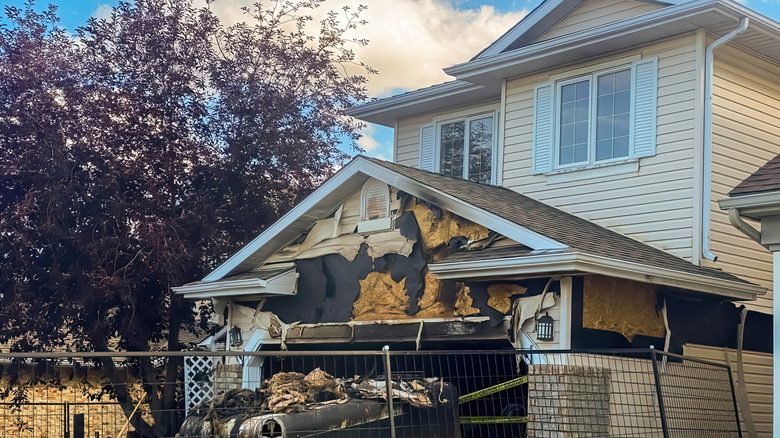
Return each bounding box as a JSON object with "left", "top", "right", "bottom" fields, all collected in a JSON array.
[{"left": 194, "top": 156, "right": 763, "bottom": 301}]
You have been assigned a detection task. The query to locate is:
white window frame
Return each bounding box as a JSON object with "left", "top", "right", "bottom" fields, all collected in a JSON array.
[
  {"left": 433, "top": 110, "right": 499, "bottom": 185},
  {"left": 357, "top": 179, "right": 392, "bottom": 233},
  {"left": 553, "top": 65, "right": 634, "bottom": 171}
]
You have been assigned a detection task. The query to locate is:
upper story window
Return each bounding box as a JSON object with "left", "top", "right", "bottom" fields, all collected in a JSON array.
[
  {"left": 419, "top": 111, "right": 498, "bottom": 184},
  {"left": 557, "top": 68, "right": 631, "bottom": 167},
  {"left": 532, "top": 57, "right": 658, "bottom": 175}
]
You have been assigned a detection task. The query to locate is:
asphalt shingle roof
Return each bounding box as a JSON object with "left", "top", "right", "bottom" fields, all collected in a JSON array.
[
  {"left": 365, "top": 157, "right": 752, "bottom": 286},
  {"left": 730, "top": 154, "right": 780, "bottom": 197}
]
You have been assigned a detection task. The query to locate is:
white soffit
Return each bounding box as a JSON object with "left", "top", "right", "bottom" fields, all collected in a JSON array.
[
  {"left": 428, "top": 252, "right": 765, "bottom": 300},
  {"left": 344, "top": 81, "right": 500, "bottom": 127},
  {"left": 202, "top": 156, "right": 567, "bottom": 282},
  {"left": 719, "top": 191, "right": 780, "bottom": 219},
  {"left": 175, "top": 265, "right": 298, "bottom": 300}
]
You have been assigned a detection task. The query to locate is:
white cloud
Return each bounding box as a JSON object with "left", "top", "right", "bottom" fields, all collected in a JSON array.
[
  {"left": 92, "top": 4, "right": 113, "bottom": 20},
  {"left": 208, "top": 0, "right": 527, "bottom": 96},
  {"left": 357, "top": 124, "right": 381, "bottom": 152}
]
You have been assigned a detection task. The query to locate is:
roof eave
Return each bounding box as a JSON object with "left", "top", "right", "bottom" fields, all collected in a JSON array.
[
  {"left": 345, "top": 81, "right": 499, "bottom": 127},
  {"left": 719, "top": 191, "right": 780, "bottom": 219},
  {"left": 429, "top": 251, "right": 763, "bottom": 300}
]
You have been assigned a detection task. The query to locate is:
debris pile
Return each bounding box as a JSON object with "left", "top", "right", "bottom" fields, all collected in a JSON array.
[
  {"left": 263, "top": 369, "right": 347, "bottom": 413},
  {"left": 179, "top": 368, "right": 453, "bottom": 437}
]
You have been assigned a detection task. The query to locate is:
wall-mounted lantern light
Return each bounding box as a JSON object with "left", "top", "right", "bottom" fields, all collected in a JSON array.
[
  {"left": 229, "top": 325, "right": 243, "bottom": 347},
  {"left": 536, "top": 312, "right": 554, "bottom": 342}
]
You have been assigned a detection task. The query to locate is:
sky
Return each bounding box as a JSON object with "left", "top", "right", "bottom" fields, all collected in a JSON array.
[{"left": 5, "top": 0, "right": 780, "bottom": 162}]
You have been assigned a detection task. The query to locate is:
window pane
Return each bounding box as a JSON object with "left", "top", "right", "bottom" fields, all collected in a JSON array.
[
  {"left": 596, "top": 139, "right": 612, "bottom": 161},
  {"left": 614, "top": 136, "right": 629, "bottom": 158},
  {"left": 559, "top": 79, "right": 590, "bottom": 165},
  {"left": 614, "top": 90, "right": 630, "bottom": 114},
  {"left": 469, "top": 116, "right": 493, "bottom": 184},
  {"left": 597, "top": 116, "right": 613, "bottom": 141},
  {"left": 598, "top": 74, "right": 614, "bottom": 95},
  {"left": 440, "top": 121, "right": 464, "bottom": 178},
  {"left": 597, "top": 95, "right": 613, "bottom": 118},
  {"left": 595, "top": 69, "right": 631, "bottom": 161},
  {"left": 615, "top": 70, "right": 631, "bottom": 92}
]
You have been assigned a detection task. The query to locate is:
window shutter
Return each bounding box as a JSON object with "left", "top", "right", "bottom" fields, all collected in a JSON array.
[
  {"left": 532, "top": 82, "right": 554, "bottom": 174},
  {"left": 631, "top": 57, "right": 658, "bottom": 158},
  {"left": 419, "top": 124, "right": 435, "bottom": 171}
]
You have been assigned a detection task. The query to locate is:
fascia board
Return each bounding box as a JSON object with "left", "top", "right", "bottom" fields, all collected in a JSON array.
[
  {"left": 445, "top": 0, "right": 723, "bottom": 80},
  {"left": 202, "top": 160, "right": 364, "bottom": 282},
  {"left": 429, "top": 251, "right": 763, "bottom": 300},
  {"left": 346, "top": 82, "right": 498, "bottom": 127},
  {"left": 173, "top": 278, "right": 267, "bottom": 299},
  {"left": 718, "top": 191, "right": 780, "bottom": 219},
  {"left": 358, "top": 160, "right": 568, "bottom": 251}
]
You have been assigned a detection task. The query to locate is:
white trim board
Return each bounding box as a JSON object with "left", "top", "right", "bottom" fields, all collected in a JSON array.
[{"left": 428, "top": 251, "right": 764, "bottom": 300}]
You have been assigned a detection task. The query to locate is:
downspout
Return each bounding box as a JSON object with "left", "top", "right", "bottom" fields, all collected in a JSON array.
[{"left": 702, "top": 17, "right": 750, "bottom": 262}]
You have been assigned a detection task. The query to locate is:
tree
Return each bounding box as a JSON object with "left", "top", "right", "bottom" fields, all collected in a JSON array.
[{"left": 0, "top": 0, "right": 371, "bottom": 435}]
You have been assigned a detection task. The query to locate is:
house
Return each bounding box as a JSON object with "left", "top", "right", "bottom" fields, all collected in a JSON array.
[
  {"left": 720, "top": 155, "right": 780, "bottom": 437},
  {"left": 174, "top": 0, "right": 780, "bottom": 434}
]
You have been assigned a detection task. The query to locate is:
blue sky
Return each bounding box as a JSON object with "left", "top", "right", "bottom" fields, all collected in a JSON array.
[{"left": 5, "top": 0, "right": 780, "bottom": 161}]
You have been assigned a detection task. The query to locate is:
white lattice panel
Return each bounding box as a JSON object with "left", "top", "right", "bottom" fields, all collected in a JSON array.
[{"left": 184, "top": 356, "right": 220, "bottom": 415}]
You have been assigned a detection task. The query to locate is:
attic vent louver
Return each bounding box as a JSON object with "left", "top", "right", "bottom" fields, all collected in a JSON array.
[{"left": 358, "top": 179, "right": 391, "bottom": 232}]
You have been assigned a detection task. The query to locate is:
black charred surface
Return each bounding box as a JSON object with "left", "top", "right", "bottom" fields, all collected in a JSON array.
[
  {"left": 744, "top": 310, "right": 772, "bottom": 353},
  {"left": 264, "top": 258, "right": 327, "bottom": 323},
  {"left": 390, "top": 243, "right": 427, "bottom": 315},
  {"left": 664, "top": 294, "right": 741, "bottom": 354},
  {"left": 466, "top": 283, "right": 505, "bottom": 326},
  {"left": 318, "top": 246, "right": 373, "bottom": 323},
  {"left": 396, "top": 210, "right": 420, "bottom": 240},
  {"left": 572, "top": 328, "right": 631, "bottom": 349}
]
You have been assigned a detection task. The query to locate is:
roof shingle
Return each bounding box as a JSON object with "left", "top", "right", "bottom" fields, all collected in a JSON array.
[{"left": 730, "top": 154, "right": 780, "bottom": 197}]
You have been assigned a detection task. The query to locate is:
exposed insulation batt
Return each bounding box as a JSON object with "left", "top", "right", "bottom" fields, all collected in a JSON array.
[
  {"left": 407, "top": 199, "right": 489, "bottom": 260},
  {"left": 352, "top": 271, "right": 459, "bottom": 320},
  {"left": 352, "top": 272, "right": 410, "bottom": 320},
  {"left": 583, "top": 275, "right": 665, "bottom": 341},
  {"left": 486, "top": 284, "right": 528, "bottom": 314},
  {"left": 454, "top": 284, "right": 479, "bottom": 316}
]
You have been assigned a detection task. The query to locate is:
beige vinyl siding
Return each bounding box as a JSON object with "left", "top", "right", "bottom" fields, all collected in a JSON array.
[
  {"left": 706, "top": 43, "right": 780, "bottom": 313},
  {"left": 536, "top": 0, "right": 662, "bottom": 42},
  {"left": 684, "top": 343, "right": 773, "bottom": 437},
  {"left": 394, "top": 101, "right": 501, "bottom": 168},
  {"left": 502, "top": 34, "right": 701, "bottom": 261}
]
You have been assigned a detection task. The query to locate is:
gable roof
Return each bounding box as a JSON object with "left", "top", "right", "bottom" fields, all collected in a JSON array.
[
  {"left": 199, "top": 156, "right": 762, "bottom": 300},
  {"left": 366, "top": 158, "right": 751, "bottom": 286},
  {"left": 729, "top": 154, "right": 780, "bottom": 197},
  {"left": 474, "top": 0, "right": 680, "bottom": 60}
]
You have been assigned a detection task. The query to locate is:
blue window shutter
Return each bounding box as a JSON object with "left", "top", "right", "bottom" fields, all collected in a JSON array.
[
  {"left": 631, "top": 57, "right": 658, "bottom": 158},
  {"left": 532, "top": 82, "right": 554, "bottom": 174},
  {"left": 419, "top": 124, "right": 435, "bottom": 171}
]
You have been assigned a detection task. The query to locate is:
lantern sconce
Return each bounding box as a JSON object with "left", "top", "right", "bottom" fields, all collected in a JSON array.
[
  {"left": 229, "top": 325, "right": 243, "bottom": 348},
  {"left": 536, "top": 312, "right": 555, "bottom": 342}
]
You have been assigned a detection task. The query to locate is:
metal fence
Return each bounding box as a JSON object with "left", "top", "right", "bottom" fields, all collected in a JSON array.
[{"left": 0, "top": 348, "right": 741, "bottom": 438}]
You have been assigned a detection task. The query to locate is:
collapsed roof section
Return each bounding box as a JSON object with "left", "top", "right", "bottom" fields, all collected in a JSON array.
[{"left": 185, "top": 156, "right": 762, "bottom": 301}]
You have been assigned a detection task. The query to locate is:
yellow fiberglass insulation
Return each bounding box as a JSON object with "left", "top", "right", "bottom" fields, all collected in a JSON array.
[
  {"left": 352, "top": 271, "right": 460, "bottom": 321},
  {"left": 486, "top": 284, "right": 527, "bottom": 314},
  {"left": 352, "top": 272, "right": 410, "bottom": 320},
  {"left": 583, "top": 275, "right": 666, "bottom": 342},
  {"left": 454, "top": 284, "right": 479, "bottom": 316},
  {"left": 407, "top": 199, "right": 489, "bottom": 260}
]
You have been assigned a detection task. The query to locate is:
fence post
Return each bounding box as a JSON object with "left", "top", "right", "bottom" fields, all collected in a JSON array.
[
  {"left": 726, "top": 364, "right": 744, "bottom": 437},
  {"left": 382, "top": 345, "right": 397, "bottom": 438},
  {"left": 650, "top": 346, "right": 670, "bottom": 438},
  {"left": 64, "top": 402, "right": 70, "bottom": 438},
  {"left": 73, "top": 413, "right": 85, "bottom": 438}
]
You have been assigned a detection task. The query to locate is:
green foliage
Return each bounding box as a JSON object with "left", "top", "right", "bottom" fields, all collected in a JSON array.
[{"left": 0, "top": 0, "right": 372, "bottom": 434}]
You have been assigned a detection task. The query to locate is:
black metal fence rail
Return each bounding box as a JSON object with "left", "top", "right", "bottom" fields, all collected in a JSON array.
[{"left": 0, "top": 348, "right": 741, "bottom": 438}]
